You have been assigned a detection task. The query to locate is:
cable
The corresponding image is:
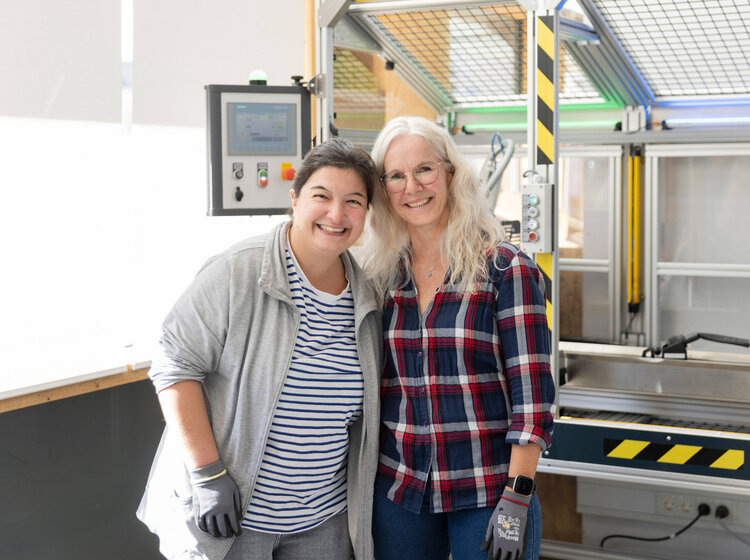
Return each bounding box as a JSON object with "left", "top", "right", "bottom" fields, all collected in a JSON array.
[
  {"left": 483, "top": 135, "right": 515, "bottom": 210},
  {"left": 600, "top": 503, "right": 710, "bottom": 548},
  {"left": 491, "top": 132, "right": 505, "bottom": 158},
  {"left": 623, "top": 311, "right": 637, "bottom": 334}
]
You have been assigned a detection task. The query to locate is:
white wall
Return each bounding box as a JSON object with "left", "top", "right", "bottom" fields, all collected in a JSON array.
[
  {"left": 0, "top": 0, "right": 305, "bottom": 392},
  {"left": 133, "top": 0, "right": 306, "bottom": 127},
  {"left": 0, "top": 0, "right": 122, "bottom": 121}
]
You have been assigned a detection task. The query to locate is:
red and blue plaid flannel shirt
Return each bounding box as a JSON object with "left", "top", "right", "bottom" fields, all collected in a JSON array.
[{"left": 375, "top": 242, "right": 555, "bottom": 513}]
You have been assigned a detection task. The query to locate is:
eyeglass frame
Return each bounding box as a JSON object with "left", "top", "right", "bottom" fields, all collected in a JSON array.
[{"left": 379, "top": 161, "right": 448, "bottom": 193}]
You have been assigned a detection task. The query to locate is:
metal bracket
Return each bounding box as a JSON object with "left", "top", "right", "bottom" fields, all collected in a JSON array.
[
  {"left": 623, "top": 106, "right": 648, "bottom": 133},
  {"left": 517, "top": 0, "right": 562, "bottom": 11},
  {"left": 318, "top": 0, "right": 350, "bottom": 28},
  {"left": 307, "top": 74, "right": 326, "bottom": 98}
]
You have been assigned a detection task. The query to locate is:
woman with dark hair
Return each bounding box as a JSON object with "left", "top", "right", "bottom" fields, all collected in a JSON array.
[
  {"left": 138, "top": 138, "right": 382, "bottom": 560},
  {"left": 362, "top": 117, "right": 555, "bottom": 560}
]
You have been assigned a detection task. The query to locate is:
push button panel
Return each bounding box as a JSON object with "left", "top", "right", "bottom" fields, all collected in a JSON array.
[
  {"left": 226, "top": 158, "right": 294, "bottom": 206},
  {"left": 257, "top": 162, "right": 269, "bottom": 188},
  {"left": 521, "top": 183, "right": 553, "bottom": 253}
]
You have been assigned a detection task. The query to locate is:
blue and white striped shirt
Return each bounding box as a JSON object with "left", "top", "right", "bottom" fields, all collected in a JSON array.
[{"left": 243, "top": 245, "right": 364, "bottom": 533}]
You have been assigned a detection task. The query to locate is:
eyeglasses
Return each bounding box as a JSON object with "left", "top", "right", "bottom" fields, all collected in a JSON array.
[{"left": 380, "top": 161, "right": 445, "bottom": 193}]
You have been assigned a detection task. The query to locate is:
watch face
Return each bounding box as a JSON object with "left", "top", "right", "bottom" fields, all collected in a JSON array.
[{"left": 514, "top": 476, "right": 535, "bottom": 495}]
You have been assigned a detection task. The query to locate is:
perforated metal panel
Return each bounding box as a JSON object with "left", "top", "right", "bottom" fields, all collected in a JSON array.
[
  {"left": 353, "top": 4, "right": 602, "bottom": 106},
  {"left": 592, "top": 0, "right": 750, "bottom": 97},
  {"left": 338, "top": 0, "right": 750, "bottom": 116},
  {"left": 333, "top": 47, "right": 386, "bottom": 130}
]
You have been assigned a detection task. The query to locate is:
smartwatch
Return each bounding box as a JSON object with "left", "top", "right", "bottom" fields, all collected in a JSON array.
[{"left": 506, "top": 475, "right": 536, "bottom": 496}]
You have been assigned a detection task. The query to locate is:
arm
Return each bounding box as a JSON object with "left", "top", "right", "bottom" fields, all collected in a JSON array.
[
  {"left": 157, "top": 380, "right": 219, "bottom": 469},
  {"left": 149, "top": 253, "right": 241, "bottom": 538},
  {"left": 507, "top": 442, "right": 541, "bottom": 487},
  {"left": 483, "top": 249, "right": 554, "bottom": 558},
  {"left": 495, "top": 248, "right": 555, "bottom": 452},
  {"left": 158, "top": 379, "right": 242, "bottom": 538}
]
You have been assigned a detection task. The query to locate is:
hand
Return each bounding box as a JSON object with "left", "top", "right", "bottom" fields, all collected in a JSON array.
[
  {"left": 480, "top": 488, "right": 531, "bottom": 560},
  {"left": 189, "top": 460, "right": 243, "bottom": 538}
]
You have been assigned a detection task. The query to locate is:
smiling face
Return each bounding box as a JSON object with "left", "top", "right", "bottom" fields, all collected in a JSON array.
[
  {"left": 382, "top": 134, "right": 452, "bottom": 236},
  {"left": 288, "top": 166, "right": 368, "bottom": 261}
]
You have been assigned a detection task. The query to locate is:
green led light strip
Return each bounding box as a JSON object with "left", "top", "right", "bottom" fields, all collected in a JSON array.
[
  {"left": 460, "top": 101, "right": 621, "bottom": 113},
  {"left": 462, "top": 119, "right": 618, "bottom": 132}
]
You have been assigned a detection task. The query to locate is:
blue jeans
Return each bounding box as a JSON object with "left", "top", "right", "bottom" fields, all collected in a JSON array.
[{"left": 372, "top": 491, "right": 541, "bottom": 560}]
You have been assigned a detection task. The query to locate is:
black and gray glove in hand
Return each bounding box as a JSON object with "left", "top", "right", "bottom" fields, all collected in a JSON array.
[
  {"left": 189, "top": 460, "right": 243, "bottom": 538},
  {"left": 480, "top": 488, "right": 531, "bottom": 560}
]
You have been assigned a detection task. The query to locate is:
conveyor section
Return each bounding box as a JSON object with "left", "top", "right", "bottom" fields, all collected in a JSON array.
[
  {"left": 543, "top": 343, "right": 750, "bottom": 485},
  {"left": 561, "top": 408, "right": 750, "bottom": 435}
]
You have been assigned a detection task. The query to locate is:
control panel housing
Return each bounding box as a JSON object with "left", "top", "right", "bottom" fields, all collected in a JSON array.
[{"left": 206, "top": 84, "right": 311, "bottom": 215}]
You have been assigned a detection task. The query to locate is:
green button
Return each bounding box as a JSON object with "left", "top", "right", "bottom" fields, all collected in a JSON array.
[{"left": 528, "top": 194, "right": 539, "bottom": 206}]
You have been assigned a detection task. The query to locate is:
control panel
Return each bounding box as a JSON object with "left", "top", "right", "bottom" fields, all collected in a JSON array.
[
  {"left": 206, "top": 84, "right": 311, "bottom": 215},
  {"left": 520, "top": 182, "right": 554, "bottom": 253}
]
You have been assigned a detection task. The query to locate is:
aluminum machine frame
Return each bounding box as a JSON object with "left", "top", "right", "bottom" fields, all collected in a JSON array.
[{"left": 314, "top": 0, "right": 750, "bottom": 556}]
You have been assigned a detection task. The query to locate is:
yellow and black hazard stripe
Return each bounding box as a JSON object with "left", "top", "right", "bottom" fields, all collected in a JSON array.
[
  {"left": 536, "top": 15, "right": 555, "bottom": 166},
  {"left": 535, "top": 252, "right": 553, "bottom": 328},
  {"left": 604, "top": 438, "right": 744, "bottom": 471}
]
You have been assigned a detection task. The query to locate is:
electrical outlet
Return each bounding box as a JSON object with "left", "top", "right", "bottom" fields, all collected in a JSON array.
[{"left": 656, "top": 492, "right": 739, "bottom": 524}]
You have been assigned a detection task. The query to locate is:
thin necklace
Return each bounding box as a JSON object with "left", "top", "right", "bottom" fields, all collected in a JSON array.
[{"left": 414, "top": 256, "right": 442, "bottom": 277}]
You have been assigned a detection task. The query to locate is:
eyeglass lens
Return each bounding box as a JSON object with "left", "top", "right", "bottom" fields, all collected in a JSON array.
[{"left": 382, "top": 162, "right": 440, "bottom": 191}]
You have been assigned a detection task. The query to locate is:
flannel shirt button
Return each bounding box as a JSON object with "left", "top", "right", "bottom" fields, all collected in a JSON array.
[
  {"left": 419, "top": 386, "right": 425, "bottom": 393},
  {"left": 423, "top": 421, "right": 428, "bottom": 426},
  {"left": 417, "top": 351, "right": 423, "bottom": 357}
]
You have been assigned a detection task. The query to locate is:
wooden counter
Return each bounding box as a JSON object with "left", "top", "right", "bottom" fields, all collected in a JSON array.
[{"left": 0, "top": 364, "right": 151, "bottom": 414}]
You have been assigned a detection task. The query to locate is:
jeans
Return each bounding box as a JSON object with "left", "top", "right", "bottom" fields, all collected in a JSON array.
[
  {"left": 372, "top": 490, "right": 541, "bottom": 560},
  {"left": 223, "top": 511, "right": 352, "bottom": 560}
]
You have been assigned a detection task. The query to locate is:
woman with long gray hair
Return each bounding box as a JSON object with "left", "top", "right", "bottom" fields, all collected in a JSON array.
[{"left": 361, "top": 116, "right": 555, "bottom": 560}]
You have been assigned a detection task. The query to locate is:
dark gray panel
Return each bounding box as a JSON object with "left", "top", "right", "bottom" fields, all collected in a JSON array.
[{"left": 0, "top": 380, "right": 164, "bottom": 559}]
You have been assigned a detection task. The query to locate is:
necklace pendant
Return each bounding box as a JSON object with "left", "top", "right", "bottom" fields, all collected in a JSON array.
[{"left": 426, "top": 271, "right": 432, "bottom": 277}]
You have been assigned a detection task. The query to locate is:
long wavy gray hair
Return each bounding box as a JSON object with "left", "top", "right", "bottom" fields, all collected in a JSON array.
[{"left": 361, "top": 116, "right": 503, "bottom": 295}]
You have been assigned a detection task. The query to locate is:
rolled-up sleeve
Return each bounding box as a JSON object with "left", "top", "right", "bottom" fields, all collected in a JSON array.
[
  {"left": 495, "top": 250, "right": 555, "bottom": 452},
  {"left": 148, "top": 255, "right": 230, "bottom": 393}
]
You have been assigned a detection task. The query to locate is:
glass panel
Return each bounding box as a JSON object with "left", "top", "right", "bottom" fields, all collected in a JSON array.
[
  {"left": 494, "top": 155, "right": 611, "bottom": 258},
  {"left": 491, "top": 155, "right": 613, "bottom": 342},
  {"left": 659, "top": 276, "right": 750, "bottom": 355},
  {"left": 559, "top": 156, "right": 610, "bottom": 259},
  {"left": 659, "top": 155, "right": 750, "bottom": 264},
  {"left": 561, "top": 270, "right": 611, "bottom": 342}
]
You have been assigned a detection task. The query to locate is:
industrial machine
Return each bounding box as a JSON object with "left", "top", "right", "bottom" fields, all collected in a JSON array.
[
  {"left": 551, "top": 342, "right": 750, "bottom": 484},
  {"left": 312, "top": 0, "right": 750, "bottom": 558},
  {"left": 205, "top": 83, "right": 311, "bottom": 215}
]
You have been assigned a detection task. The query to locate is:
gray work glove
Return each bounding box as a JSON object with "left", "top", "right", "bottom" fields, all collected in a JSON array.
[
  {"left": 480, "top": 488, "right": 531, "bottom": 560},
  {"left": 189, "top": 459, "right": 243, "bottom": 538}
]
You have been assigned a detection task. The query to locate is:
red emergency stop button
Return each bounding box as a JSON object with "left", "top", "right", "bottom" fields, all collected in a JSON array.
[
  {"left": 282, "top": 167, "right": 296, "bottom": 181},
  {"left": 528, "top": 231, "right": 539, "bottom": 242}
]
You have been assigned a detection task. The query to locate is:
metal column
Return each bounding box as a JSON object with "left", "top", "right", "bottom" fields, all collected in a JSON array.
[
  {"left": 315, "top": 0, "right": 351, "bottom": 143},
  {"left": 522, "top": 3, "right": 560, "bottom": 405}
]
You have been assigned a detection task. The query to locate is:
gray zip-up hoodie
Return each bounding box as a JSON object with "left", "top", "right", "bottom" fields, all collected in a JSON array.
[{"left": 137, "top": 222, "right": 382, "bottom": 559}]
